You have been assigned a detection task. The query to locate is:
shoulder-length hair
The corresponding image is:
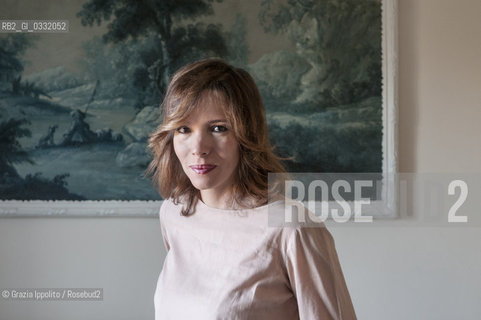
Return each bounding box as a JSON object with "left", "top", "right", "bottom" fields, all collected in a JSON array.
[{"left": 147, "top": 58, "right": 286, "bottom": 215}]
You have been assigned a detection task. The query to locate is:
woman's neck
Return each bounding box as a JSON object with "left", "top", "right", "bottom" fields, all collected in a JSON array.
[
  {"left": 200, "top": 188, "right": 237, "bottom": 210},
  {"left": 199, "top": 189, "right": 265, "bottom": 210}
]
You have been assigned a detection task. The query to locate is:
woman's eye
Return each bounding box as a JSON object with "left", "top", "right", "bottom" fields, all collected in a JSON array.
[
  {"left": 212, "top": 125, "right": 228, "bottom": 133},
  {"left": 176, "top": 126, "right": 190, "bottom": 134}
]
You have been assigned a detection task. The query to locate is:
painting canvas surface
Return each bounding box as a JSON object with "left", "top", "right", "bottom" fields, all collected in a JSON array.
[{"left": 0, "top": 0, "right": 383, "bottom": 201}]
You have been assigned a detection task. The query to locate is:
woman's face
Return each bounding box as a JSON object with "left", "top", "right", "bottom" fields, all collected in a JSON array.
[{"left": 173, "top": 91, "right": 240, "bottom": 199}]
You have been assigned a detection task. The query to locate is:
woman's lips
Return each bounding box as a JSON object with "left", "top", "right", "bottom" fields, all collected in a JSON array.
[{"left": 189, "top": 164, "right": 217, "bottom": 174}]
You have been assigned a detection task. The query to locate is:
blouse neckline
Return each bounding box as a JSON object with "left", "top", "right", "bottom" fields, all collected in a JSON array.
[{"left": 196, "top": 198, "right": 284, "bottom": 214}]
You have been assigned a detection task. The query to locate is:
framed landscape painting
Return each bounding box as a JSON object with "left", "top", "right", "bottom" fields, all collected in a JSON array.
[{"left": 0, "top": 0, "right": 397, "bottom": 216}]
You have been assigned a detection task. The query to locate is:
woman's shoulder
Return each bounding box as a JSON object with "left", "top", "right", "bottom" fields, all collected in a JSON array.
[
  {"left": 159, "top": 197, "right": 174, "bottom": 210},
  {"left": 267, "top": 199, "right": 334, "bottom": 250},
  {"left": 159, "top": 198, "right": 183, "bottom": 218},
  {"left": 267, "top": 198, "right": 327, "bottom": 229}
]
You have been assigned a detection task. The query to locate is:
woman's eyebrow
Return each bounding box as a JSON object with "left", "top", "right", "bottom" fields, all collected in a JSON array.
[
  {"left": 179, "top": 118, "right": 193, "bottom": 125},
  {"left": 207, "top": 119, "right": 228, "bottom": 124}
]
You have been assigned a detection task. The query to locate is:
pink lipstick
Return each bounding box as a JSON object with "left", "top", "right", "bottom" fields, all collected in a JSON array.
[{"left": 189, "top": 164, "right": 217, "bottom": 174}]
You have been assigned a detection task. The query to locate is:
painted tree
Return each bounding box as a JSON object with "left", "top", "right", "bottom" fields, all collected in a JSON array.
[
  {"left": 0, "top": 34, "right": 36, "bottom": 90},
  {"left": 0, "top": 118, "right": 32, "bottom": 181},
  {"left": 227, "top": 13, "right": 249, "bottom": 67},
  {"left": 259, "top": 0, "right": 382, "bottom": 106},
  {"left": 77, "top": 0, "right": 228, "bottom": 99}
]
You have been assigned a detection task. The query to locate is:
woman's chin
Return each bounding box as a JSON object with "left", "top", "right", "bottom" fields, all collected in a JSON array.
[{"left": 189, "top": 179, "right": 215, "bottom": 191}]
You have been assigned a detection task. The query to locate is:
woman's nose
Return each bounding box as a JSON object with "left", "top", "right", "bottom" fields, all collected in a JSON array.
[{"left": 191, "top": 130, "right": 211, "bottom": 156}]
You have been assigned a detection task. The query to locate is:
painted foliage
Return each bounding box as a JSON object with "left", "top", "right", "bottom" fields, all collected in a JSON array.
[{"left": 0, "top": 0, "right": 382, "bottom": 200}]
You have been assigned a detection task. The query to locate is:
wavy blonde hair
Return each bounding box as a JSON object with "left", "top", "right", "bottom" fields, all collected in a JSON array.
[{"left": 147, "top": 58, "right": 286, "bottom": 215}]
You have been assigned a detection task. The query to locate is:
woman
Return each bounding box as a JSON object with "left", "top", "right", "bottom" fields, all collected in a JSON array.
[{"left": 148, "top": 59, "right": 356, "bottom": 319}]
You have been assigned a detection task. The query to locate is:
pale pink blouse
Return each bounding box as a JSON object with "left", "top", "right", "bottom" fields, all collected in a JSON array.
[{"left": 154, "top": 198, "right": 356, "bottom": 320}]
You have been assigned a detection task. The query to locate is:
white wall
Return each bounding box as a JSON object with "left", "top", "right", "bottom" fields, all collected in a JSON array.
[
  {"left": 0, "top": 218, "right": 166, "bottom": 320},
  {"left": 398, "top": 0, "right": 481, "bottom": 172},
  {"left": 1, "top": 0, "right": 481, "bottom": 319},
  {"left": 339, "top": 0, "right": 481, "bottom": 318}
]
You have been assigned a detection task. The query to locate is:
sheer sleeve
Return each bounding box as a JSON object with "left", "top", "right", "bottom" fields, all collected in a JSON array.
[{"left": 285, "top": 226, "right": 356, "bottom": 320}]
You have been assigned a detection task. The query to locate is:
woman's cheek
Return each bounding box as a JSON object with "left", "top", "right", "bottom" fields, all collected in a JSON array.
[
  {"left": 173, "top": 136, "right": 186, "bottom": 160},
  {"left": 215, "top": 136, "right": 231, "bottom": 150}
]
